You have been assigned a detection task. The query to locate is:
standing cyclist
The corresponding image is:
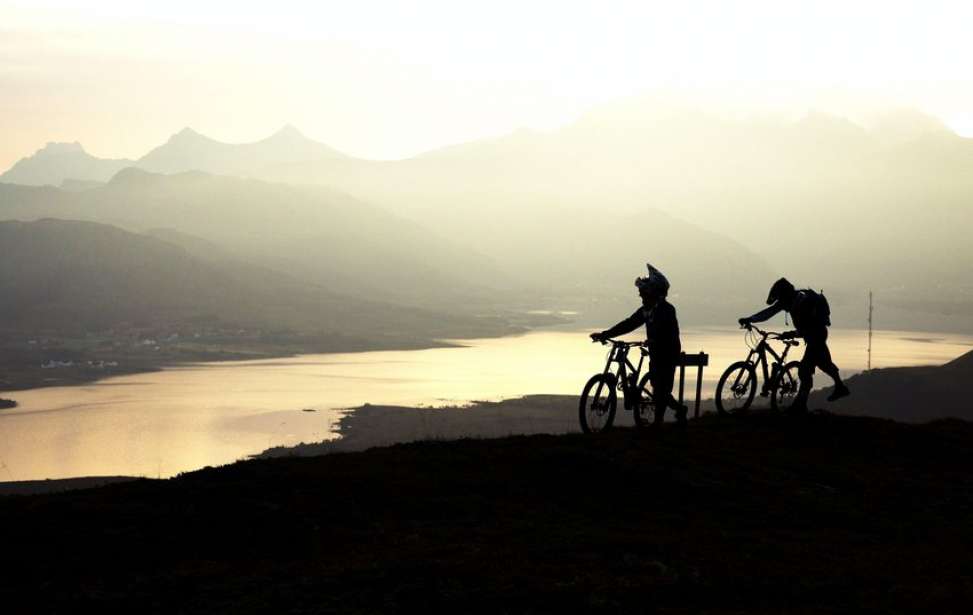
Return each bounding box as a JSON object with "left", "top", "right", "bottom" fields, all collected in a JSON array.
[
  {"left": 590, "top": 264, "right": 685, "bottom": 428},
  {"left": 738, "top": 277, "right": 850, "bottom": 412}
]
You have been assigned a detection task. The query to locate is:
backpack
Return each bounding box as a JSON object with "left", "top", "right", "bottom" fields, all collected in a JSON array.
[{"left": 794, "top": 289, "right": 831, "bottom": 328}]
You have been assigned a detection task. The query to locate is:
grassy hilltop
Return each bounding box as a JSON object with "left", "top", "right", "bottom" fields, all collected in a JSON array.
[{"left": 2, "top": 411, "right": 972, "bottom": 614}]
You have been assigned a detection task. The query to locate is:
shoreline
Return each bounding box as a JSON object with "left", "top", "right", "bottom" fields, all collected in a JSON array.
[
  {"left": 0, "top": 336, "right": 466, "bottom": 395},
  {"left": 0, "top": 310, "right": 573, "bottom": 395},
  {"left": 4, "top": 324, "right": 970, "bottom": 396}
]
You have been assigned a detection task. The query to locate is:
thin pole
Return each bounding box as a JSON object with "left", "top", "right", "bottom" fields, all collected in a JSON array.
[
  {"left": 867, "top": 291, "right": 873, "bottom": 371},
  {"left": 694, "top": 361, "right": 703, "bottom": 419},
  {"left": 678, "top": 360, "right": 686, "bottom": 406}
]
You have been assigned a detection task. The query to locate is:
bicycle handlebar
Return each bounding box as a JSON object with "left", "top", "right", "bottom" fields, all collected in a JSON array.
[
  {"left": 741, "top": 323, "right": 800, "bottom": 345},
  {"left": 594, "top": 338, "right": 645, "bottom": 347}
]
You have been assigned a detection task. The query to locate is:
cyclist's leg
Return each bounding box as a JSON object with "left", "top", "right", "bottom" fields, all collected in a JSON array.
[
  {"left": 794, "top": 339, "right": 818, "bottom": 410},
  {"left": 815, "top": 331, "right": 846, "bottom": 386},
  {"left": 815, "top": 330, "right": 850, "bottom": 400},
  {"left": 651, "top": 362, "right": 677, "bottom": 425}
]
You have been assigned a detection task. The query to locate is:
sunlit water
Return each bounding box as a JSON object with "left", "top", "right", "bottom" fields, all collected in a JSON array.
[{"left": 1, "top": 327, "right": 970, "bottom": 481}]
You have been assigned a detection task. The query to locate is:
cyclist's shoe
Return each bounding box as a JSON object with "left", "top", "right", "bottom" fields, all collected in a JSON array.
[
  {"left": 827, "top": 384, "right": 851, "bottom": 402},
  {"left": 675, "top": 407, "right": 689, "bottom": 426}
]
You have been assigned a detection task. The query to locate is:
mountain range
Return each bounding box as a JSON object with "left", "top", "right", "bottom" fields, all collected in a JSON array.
[
  {"left": 0, "top": 125, "right": 346, "bottom": 187},
  {"left": 3, "top": 97, "right": 971, "bottom": 331}
]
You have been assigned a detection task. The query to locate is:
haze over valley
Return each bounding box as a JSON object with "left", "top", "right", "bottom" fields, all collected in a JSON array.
[{"left": 3, "top": 97, "right": 972, "bottom": 336}]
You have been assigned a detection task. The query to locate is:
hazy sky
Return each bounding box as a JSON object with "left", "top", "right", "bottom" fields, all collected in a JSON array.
[{"left": 2, "top": 0, "right": 973, "bottom": 170}]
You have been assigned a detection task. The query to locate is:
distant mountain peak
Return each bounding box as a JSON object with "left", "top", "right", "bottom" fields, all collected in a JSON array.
[
  {"left": 271, "top": 124, "right": 305, "bottom": 140},
  {"left": 35, "top": 141, "right": 87, "bottom": 156},
  {"left": 0, "top": 141, "right": 131, "bottom": 186},
  {"left": 166, "top": 127, "right": 213, "bottom": 146},
  {"left": 867, "top": 108, "right": 953, "bottom": 142},
  {"left": 108, "top": 166, "right": 157, "bottom": 185}
]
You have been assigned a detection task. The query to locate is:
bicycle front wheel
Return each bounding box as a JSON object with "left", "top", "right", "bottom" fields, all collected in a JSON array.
[
  {"left": 579, "top": 373, "right": 617, "bottom": 434},
  {"left": 715, "top": 361, "right": 757, "bottom": 416},
  {"left": 770, "top": 361, "right": 802, "bottom": 412}
]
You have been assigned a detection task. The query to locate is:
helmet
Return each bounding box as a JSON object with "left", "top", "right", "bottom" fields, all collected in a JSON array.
[
  {"left": 766, "top": 277, "right": 795, "bottom": 305},
  {"left": 635, "top": 263, "right": 669, "bottom": 297}
]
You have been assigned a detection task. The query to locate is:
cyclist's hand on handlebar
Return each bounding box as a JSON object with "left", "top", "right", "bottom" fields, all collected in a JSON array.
[
  {"left": 738, "top": 317, "right": 753, "bottom": 329},
  {"left": 779, "top": 330, "right": 797, "bottom": 340},
  {"left": 589, "top": 332, "right": 606, "bottom": 343}
]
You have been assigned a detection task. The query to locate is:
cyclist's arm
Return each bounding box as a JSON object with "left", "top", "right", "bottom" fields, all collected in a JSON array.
[
  {"left": 599, "top": 308, "right": 645, "bottom": 339},
  {"left": 743, "top": 302, "right": 784, "bottom": 324}
]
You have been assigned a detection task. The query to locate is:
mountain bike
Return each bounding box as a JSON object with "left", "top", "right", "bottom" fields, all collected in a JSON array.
[
  {"left": 579, "top": 339, "right": 655, "bottom": 433},
  {"left": 715, "top": 324, "right": 802, "bottom": 415}
]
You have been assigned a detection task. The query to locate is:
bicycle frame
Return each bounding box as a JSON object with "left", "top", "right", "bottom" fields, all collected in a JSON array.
[
  {"left": 737, "top": 327, "right": 796, "bottom": 392},
  {"left": 598, "top": 340, "right": 648, "bottom": 409}
]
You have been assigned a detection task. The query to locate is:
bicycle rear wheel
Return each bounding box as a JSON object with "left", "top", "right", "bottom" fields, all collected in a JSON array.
[
  {"left": 579, "top": 373, "right": 617, "bottom": 434},
  {"left": 715, "top": 361, "right": 757, "bottom": 416},
  {"left": 770, "top": 361, "right": 802, "bottom": 412}
]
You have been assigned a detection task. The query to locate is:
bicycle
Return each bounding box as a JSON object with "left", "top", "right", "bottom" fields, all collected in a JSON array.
[
  {"left": 579, "top": 339, "right": 655, "bottom": 433},
  {"left": 715, "top": 324, "right": 803, "bottom": 415}
]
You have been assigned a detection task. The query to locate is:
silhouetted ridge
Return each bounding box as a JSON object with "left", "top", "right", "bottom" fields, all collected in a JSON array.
[
  {"left": 0, "top": 218, "right": 510, "bottom": 341},
  {"left": 107, "top": 167, "right": 211, "bottom": 187},
  {"left": 810, "top": 346, "right": 973, "bottom": 422},
  {"left": 944, "top": 348, "right": 973, "bottom": 370}
]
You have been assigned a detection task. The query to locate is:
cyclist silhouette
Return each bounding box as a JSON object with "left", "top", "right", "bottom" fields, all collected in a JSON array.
[
  {"left": 590, "top": 264, "right": 686, "bottom": 427},
  {"left": 738, "top": 277, "right": 850, "bottom": 412}
]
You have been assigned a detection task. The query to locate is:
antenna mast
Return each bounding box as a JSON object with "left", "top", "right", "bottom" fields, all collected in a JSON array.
[{"left": 867, "top": 291, "right": 873, "bottom": 371}]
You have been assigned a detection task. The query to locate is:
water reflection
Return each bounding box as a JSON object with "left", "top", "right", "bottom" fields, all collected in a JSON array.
[{"left": 1, "top": 327, "right": 970, "bottom": 481}]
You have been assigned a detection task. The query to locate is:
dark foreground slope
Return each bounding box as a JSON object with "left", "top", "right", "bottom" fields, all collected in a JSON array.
[
  {"left": 2, "top": 413, "right": 973, "bottom": 614},
  {"left": 810, "top": 348, "right": 973, "bottom": 422}
]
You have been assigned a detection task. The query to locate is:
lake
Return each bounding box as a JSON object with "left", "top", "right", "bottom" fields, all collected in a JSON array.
[{"left": 2, "top": 327, "right": 971, "bottom": 481}]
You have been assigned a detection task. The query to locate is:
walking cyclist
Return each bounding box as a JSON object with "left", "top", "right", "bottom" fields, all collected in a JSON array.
[
  {"left": 738, "top": 278, "right": 850, "bottom": 412},
  {"left": 590, "top": 264, "right": 686, "bottom": 427}
]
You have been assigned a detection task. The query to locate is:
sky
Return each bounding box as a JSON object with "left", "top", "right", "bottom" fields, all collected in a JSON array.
[{"left": 2, "top": 0, "right": 973, "bottom": 170}]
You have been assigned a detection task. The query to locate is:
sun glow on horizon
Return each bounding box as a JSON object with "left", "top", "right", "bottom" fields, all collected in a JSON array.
[{"left": 2, "top": 0, "right": 973, "bottom": 168}]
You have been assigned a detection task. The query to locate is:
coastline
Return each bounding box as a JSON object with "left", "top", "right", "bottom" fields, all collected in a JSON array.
[
  {"left": 0, "top": 336, "right": 466, "bottom": 395},
  {"left": 0, "top": 312, "right": 570, "bottom": 395}
]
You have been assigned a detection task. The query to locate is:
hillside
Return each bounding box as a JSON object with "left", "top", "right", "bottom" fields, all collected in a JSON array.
[
  {"left": 0, "top": 169, "right": 514, "bottom": 310},
  {"left": 2, "top": 412, "right": 973, "bottom": 613},
  {"left": 810, "top": 348, "right": 973, "bottom": 422},
  {"left": 0, "top": 218, "right": 512, "bottom": 339}
]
